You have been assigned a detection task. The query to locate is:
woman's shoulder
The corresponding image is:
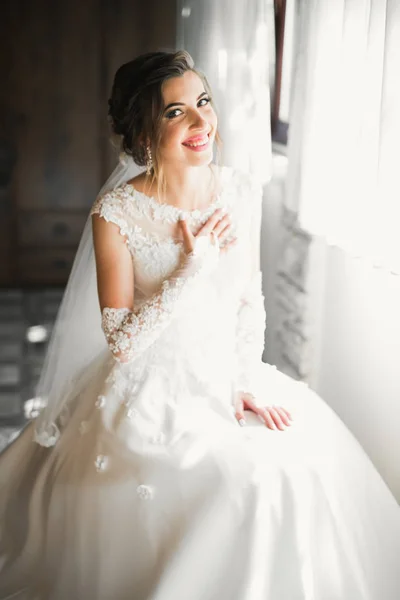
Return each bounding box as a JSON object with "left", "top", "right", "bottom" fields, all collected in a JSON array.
[
  {"left": 124, "top": 172, "right": 154, "bottom": 198},
  {"left": 90, "top": 183, "right": 134, "bottom": 219}
]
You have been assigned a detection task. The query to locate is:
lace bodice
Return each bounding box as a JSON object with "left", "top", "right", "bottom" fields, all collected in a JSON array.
[
  {"left": 90, "top": 166, "right": 258, "bottom": 301},
  {"left": 89, "top": 165, "right": 266, "bottom": 405},
  {"left": 33, "top": 166, "right": 266, "bottom": 448}
]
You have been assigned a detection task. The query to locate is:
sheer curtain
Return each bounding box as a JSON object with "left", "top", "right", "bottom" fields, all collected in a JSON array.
[
  {"left": 287, "top": 0, "right": 400, "bottom": 276},
  {"left": 176, "top": 0, "right": 274, "bottom": 185}
]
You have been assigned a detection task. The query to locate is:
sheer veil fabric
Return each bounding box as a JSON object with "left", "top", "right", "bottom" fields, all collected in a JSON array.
[{"left": 33, "top": 155, "right": 143, "bottom": 447}]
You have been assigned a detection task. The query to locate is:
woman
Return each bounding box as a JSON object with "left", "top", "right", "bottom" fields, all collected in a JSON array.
[{"left": 1, "top": 50, "right": 400, "bottom": 600}]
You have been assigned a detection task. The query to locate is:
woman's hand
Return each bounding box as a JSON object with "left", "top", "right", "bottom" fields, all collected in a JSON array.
[
  {"left": 234, "top": 391, "right": 293, "bottom": 431},
  {"left": 178, "top": 208, "right": 237, "bottom": 255}
]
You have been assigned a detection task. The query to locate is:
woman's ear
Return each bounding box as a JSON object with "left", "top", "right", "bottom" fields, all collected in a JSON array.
[{"left": 137, "top": 132, "right": 150, "bottom": 146}]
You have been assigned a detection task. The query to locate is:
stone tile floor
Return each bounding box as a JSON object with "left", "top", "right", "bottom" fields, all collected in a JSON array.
[{"left": 0, "top": 288, "right": 64, "bottom": 452}]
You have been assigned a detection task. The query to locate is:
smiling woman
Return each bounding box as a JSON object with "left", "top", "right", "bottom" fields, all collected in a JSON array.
[
  {"left": 108, "top": 51, "right": 222, "bottom": 210},
  {"left": 155, "top": 71, "right": 217, "bottom": 176},
  {"left": 1, "top": 49, "right": 400, "bottom": 600}
]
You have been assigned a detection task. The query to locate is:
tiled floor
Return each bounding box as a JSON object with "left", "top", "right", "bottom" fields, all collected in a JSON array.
[{"left": 0, "top": 288, "right": 64, "bottom": 452}]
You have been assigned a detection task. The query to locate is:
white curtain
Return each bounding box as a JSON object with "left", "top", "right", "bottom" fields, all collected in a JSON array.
[
  {"left": 176, "top": 0, "right": 274, "bottom": 185},
  {"left": 287, "top": 0, "right": 400, "bottom": 276}
]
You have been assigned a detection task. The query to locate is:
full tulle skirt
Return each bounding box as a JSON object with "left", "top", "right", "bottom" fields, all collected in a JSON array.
[{"left": 1, "top": 362, "right": 400, "bottom": 600}]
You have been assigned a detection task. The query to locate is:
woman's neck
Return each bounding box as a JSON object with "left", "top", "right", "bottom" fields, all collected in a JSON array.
[{"left": 133, "top": 163, "right": 220, "bottom": 211}]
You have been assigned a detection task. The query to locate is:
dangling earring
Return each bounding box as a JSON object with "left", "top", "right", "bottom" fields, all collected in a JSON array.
[{"left": 146, "top": 145, "right": 153, "bottom": 176}]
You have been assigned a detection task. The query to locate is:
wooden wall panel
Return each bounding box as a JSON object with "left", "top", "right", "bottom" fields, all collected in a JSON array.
[
  {"left": 0, "top": 196, "right": 14, "bottom": 284},
  {"left": 18, "top": 212, "right": 87, "bottom": 247},
  {"left": 8, "top": 0, "right": 101, "bottom": 210},
  {"left": 0, "top": 0, "right": 177, "bottom": 286},
  {"left": 144, "top": 0, "right": 178, "bottom": 53},
  {"left": 17, "top": 247, "right": 77, "bottom": 284},
  {"left": 100, "top": 0, "right": 150, "bottom": 176},
  {"left": 0, "top": 4, "right": 18, "bottom": 285},
  {"left": 100, "top": 0, "right": 177, "bottom": 176}
]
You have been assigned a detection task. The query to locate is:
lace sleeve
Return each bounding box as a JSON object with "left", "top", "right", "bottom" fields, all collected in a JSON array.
[
  {"left": 101, "top": 236, "right": 219, "bottom": 363},
  {"left": 234, "top": 177, "right": 266, "bottom": 397}
]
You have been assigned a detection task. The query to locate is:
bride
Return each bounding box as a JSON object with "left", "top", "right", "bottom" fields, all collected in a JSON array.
[{"left": 1, "top": 49, "right": 400, "bottom": 600}]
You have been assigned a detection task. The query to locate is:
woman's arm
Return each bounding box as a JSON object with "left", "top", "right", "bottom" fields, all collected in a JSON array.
[
  {"left": 233, "top": 179, "right": 267, "bottom": 397},
  {"left": 92, "top": 212, "right": 220, "bottom": 364},
  {"left": 232, "top": 179, "right": 293, "bottom": 430},
  {"left": 92, "top": 213, "right": 135, "bottom": 312}
]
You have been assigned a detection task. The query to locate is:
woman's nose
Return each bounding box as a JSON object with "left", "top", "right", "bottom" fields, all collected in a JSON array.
[{"left": 189, "top": 110, "right": 208, "bottom": 129}]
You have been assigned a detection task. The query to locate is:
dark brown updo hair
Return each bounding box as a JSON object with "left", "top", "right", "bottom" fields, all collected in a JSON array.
[{"left": 108, "top": 50, "right": 222, "bottom": 191}]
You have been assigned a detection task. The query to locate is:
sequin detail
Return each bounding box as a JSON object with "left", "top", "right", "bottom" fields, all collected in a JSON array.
[
  {"left": 95, "top": 395, "right": 106, "bottom": 409},
  {"left": 137, "top": 484, "right": 154, "bottom": 500},
  {"left": 127, "top": 407, "right": 139, "bottom": 419},
  {"left": 95, "top": 455, "right": 109, "bottom": 472},
  {"left": 33, "top": 422, "right": 60, "bottom": 447}
]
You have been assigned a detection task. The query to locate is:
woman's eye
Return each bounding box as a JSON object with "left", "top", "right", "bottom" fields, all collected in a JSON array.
[
  {"left": 165, "top": 97, "right": 211, "bottom": 120},
  {"left": 166, "top": 108, "right": 183, "bottom": 119},
  {"left": 198, "top": 96, "right": 211, "bottom": 107}
]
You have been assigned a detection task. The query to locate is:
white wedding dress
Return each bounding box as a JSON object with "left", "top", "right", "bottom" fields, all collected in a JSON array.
[{"left": 1, "top": 166, "right": 400, "bottom": 600}]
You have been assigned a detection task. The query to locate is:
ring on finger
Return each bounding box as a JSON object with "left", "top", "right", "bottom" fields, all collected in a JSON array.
[
  {"left": 215, "top": 213, "right": 231, "bottom": 232},
  {"left": 213, "top": 223, "right": 229, "bottom": 238},
  {"left": 210, "top": 230, "right": 218, "bottom": 244},
  {"left": 218, "top": 223, "right": 232, "bottom": 239}
]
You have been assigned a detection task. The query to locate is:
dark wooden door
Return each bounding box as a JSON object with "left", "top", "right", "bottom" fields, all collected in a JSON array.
[{"left": 0, "top": 0, "right": 177, "bottom": 286}]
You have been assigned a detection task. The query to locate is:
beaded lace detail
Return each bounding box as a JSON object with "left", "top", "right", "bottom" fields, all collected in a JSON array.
[
  {"left": 101, "top": 236, "right": 220, "bottom": 363},
  {"left": 89, "top": 176, "right": 232, "bottom": 281},
  {"left": 124, "top": 184, "right": 224, "bottom": 225},
  {"left": 90, "top": 182, "right": 225, "bottom": 227}
]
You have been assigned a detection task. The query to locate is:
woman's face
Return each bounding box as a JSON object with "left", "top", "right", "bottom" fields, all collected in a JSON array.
[{"left": 158, "top": 70, "right": 217, "bottom": 169}]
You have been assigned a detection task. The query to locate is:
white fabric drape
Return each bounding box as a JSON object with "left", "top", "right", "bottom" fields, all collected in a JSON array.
[
  {"left": 177, "top": 0, "right": 274, "bottom": 185},
  {"left": 287, "top": 0, "right": 400, "bottom": 276}
]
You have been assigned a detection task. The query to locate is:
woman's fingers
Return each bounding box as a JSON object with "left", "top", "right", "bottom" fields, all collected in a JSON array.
[
  {"left": 196, "top": 208, "right": 224, "bottom": 237},
  {"left": 234, "top": 396, "right": 246, "bottom": 426},
  {"left": 274, "top": 406, "right": 292, "bottom": 424},
  {"left": 257, "top": 408, "right": 278, "bottom": 430},
  {"left": 219, "top": 237, "right": 237, "bottom": 254},
  {"left": 268, "top": 407, "right": 287, "bottom": 431},
  {"left": 177, "top": 218, "right": 195, "bottom": 254},
  {"left": 257, "top": 406, "right": 292, "bottom": 431},
  {"left": 213, "top": 213, "right": 231, "bottom": 237},
  {"left": 198, "top": 209, "right": 234, "bottom": 243},
  {"left": 179, "top": 208, "right": 237, "bottom": 255},
  {"left": 235, "top": 392, "right": 293, "bottom": 432}
]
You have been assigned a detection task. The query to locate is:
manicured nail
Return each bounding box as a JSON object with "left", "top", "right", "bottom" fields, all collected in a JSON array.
[{"left": 238, "top": 418, "right": 246, "bottom": 427}]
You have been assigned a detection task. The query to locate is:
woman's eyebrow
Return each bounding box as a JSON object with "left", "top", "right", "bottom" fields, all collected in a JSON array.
[{"left": 163, "top": 91, "right": 207, "bottom": 113}]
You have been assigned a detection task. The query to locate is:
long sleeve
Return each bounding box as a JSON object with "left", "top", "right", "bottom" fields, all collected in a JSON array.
[
  {"left": 234, "top": 178, "right": 266, "bottom": 397},
  {"left": 101, "top": 236, "right": 219, "bottom": 363}
]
